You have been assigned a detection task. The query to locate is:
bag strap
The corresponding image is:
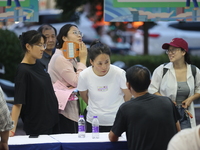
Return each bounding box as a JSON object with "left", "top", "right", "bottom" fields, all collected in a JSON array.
[
  {"left": 162, "top": 63, "right": 196, "bottom": 81},
  {"left": 162, "top": 63, "right": 169, "bottom": 78},
  {"left": 191, "top": 64, "right": 196, "bottom": 80}
]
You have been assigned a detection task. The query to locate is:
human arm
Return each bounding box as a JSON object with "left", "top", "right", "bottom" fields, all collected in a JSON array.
[
  {"left": 78, "top": 42, "right": 88, "bottom": 65},
  {"left": 109, "top": 106, "right": 125, "bottom": 142},
  {"left": 9, "top": 104, "right": 22, "bottom": 137},
  {"left": 176, "top": 121, "right": 181, "bottom": 132},
  {"left": 79, "top": 90, "right": 88, "bottom": 105},
  {"left": 154, "top": 92, "right": 162, "bottom": 96},
  {"left": 109, "top": 131, "right": 119, "bottom": 142},
  {"left": 182, "top": 67, "right": 200, "bottom": 108},
  {"left": 148, "top": 65, "right": 163, "bottom": 95},
  {"left": 0, "top": 86, "right": 14, "bottom": 139},
  {"left": 77, "top": 70, "right": 88, "bottom": 104},
  {"left": 121, "top": 88, "right": 132, "bottom": 101},
  {"left": 181, "top": 67, "right": 200, "bottom": 108},
  {"left": 0, "top": 86, "right": 12, "bottom": 150},
  {"left": 0, "top": 130, "right": 9, "bottom": 150},
  {"left": 171, "top": 99, "right": 181, "bottom": 132},
  {"left": 182, "top": 93, "right": 200, "bottom": 108},
  {"left": 54, "top": 55, "right": 87, "bottom": 87}
]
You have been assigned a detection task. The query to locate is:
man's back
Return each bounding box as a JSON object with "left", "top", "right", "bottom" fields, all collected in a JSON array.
[{"left": 112, "top": 93, "right": 179, "bottom": 150}]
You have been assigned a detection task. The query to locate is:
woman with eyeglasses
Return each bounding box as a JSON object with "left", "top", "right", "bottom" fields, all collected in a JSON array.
[
  {"left": 48, "top": 24, "right": 87, "bottom": 133},
  {"left": 10, "top": 30, "right": 60, "bottom": 136},
  {"left": 148, "top": 38, "right": 200, "bottom": 129}
]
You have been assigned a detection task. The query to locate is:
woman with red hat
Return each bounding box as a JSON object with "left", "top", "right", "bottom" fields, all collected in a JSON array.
[{"left": 148, "top": 38, "right": 200, "bottom": 129}]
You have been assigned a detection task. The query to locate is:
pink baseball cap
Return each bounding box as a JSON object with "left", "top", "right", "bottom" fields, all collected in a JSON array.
[{"left": 162, "top": 38, "right": 188, "bottom": 52}]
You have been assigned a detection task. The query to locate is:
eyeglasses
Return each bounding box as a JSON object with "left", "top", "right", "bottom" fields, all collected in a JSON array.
[
  {"left": 72, "top": 31, "right": 83, "bottom": 37},
  {"left": 45, "top": 35, "right": 56, "bottom": 39},
  {"left": 166, "top": 48, "right": 180, "bottom": 54},
  {"left": 33, "top": 44, "right": 47, "bottom": 49}
]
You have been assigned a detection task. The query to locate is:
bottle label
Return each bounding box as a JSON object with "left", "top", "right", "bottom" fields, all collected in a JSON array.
[
  {"left": 79, "top": 125, "right": 85, "bottom": 132},
  {"left": 92, "top": 126, "right": 99, "bottom": 133}
]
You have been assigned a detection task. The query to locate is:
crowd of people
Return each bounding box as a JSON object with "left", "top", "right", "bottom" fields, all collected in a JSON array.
[{"left": 1, "top": 23, "right": 200, "bottom": 150}]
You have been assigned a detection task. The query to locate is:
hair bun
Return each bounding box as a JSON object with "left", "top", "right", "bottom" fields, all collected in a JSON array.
[{"left": 90, "top": 40, "right": 101, "bottom": 48}]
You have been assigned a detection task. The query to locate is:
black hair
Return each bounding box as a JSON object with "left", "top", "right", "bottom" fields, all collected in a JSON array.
[
  {"left": 180, "top": 48, "right": 191, "bottom": 64},
  {"left": 89, "top": 40, "right": 111, "bottom": 61},
  {"left": 19, "top": 30, "right": 46, "bottom": 52},
  {"left": 37, "top": 24, "right": 57, "bottom": 35},
  {"left": 126, "top": 64, "right": 151, "bottom": 93},
  {"left": 56, "top": 24, "right": 77, "bottom": 49}
]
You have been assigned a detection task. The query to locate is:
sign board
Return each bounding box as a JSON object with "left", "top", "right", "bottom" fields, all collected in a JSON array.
[
  {"left": 0, "top": 0, "right": 29, "bottom": 7},
  {"left": 0, "top": 0, "right": 38, "bottom": 22},
  {"left": 114, "top": 0, "right": 200, "bottom": 7},
  {"left": 104, "top": 0, "right": 200, "bottom": 21}
]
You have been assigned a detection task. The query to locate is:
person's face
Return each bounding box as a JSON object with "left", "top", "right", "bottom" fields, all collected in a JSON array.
[
  {"left": 90, "top": 54, "right": 110, "bottom": 76},
  {"left": 62, "top": 26, "right": 82, "bottom": 43},
  {"left": 42, "top": 28, "right": 56, "bottom": 51},
  {"left": 26, "top": 37, "right": 46, "bottom": 59},
  {"left": 166, "top": 46, "right": 185, "bottom": 62}
]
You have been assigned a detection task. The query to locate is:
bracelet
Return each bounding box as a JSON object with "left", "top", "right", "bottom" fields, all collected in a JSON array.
[{"left": 10, "top": 131, "right": 15, "bottom": 135}]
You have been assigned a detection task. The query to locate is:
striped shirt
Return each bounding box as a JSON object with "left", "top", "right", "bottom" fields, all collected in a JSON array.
[{"left": 0, "top": 86, "right": 14, "bottom": 132}]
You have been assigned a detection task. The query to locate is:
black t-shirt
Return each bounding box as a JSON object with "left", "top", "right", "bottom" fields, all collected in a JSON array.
[
  {"left": 14, "top": 60, "right": 59, "bottom": 135},
  {"left": 111, "top": 93, "right": 180, "bottom": 150}
]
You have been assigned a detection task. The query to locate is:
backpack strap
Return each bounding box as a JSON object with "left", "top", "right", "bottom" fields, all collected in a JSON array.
[
  {"left": 162, "top": 63, "right": 169, "bottom": 78},
  {"left": 191, "top": 64, "right": 196, "bottom": 80},
  {"left": 162, "top": 63, "right": 197, "bottom": 81}
]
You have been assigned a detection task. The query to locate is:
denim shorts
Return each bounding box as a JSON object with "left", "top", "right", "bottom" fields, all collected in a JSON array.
[{"left": 176, "top": 105, "right": 191, "bottom": 129}]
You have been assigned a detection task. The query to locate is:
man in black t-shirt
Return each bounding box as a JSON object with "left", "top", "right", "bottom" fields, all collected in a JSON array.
[{"left": 109, "top": 65, "right": 181, "bottom": 150}]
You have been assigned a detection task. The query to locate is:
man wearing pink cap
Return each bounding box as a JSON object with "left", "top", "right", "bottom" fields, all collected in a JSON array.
[{"left": 149, "top": 38, "right": 200, "bottom": 129}]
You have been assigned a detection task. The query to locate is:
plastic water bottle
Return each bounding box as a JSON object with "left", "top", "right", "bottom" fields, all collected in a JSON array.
[
  {"left": 92, "top": 116, "right": 99, "bottom": 139},
  {"left": 78, "top": 115, "right": 85, "bottom": 138}
]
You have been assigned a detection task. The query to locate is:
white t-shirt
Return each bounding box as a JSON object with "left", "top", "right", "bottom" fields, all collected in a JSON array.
[
  {"left": 167, "top": 125, "right": 200, "bottom": 150},
  {"left": 77, "top": 65, "right": 128, "bottom": 126}
]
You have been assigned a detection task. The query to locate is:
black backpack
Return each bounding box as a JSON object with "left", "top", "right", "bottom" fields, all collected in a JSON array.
[{"left": 162, "top": 63, "right": 196, "bottom": 80}]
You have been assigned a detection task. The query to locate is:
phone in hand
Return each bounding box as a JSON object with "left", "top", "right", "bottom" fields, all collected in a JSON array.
[{"left": 62, "top": 41, "right": 79, "bottom": 59}]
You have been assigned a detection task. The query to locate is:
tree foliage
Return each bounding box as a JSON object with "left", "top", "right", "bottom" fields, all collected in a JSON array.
[{"left": 0, "top": 29, "right": 23, "bottom": 82}]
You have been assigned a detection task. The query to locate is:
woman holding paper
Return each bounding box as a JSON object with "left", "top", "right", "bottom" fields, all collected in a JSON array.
[{"left": 48, "top": 24, "right": 87, "bottom": 133}]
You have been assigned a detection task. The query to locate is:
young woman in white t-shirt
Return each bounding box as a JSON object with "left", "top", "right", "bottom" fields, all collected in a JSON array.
[{"left": 77, "top": 40, "right": 132, "bottom": 132}]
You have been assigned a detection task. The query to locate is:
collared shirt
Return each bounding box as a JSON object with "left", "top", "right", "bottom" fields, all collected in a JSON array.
[
  {"left": 39, "top": 51, "right": 52, "bottom": 70},
  {"left": 0, "top": 86, "right": 14, "bottom": 132}
]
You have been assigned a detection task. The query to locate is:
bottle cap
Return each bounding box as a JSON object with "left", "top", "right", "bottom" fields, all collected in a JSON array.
[
  {"left": 93, "top": 116, "right": 97, "bottom": 118},
  {"left": 80, "top": 115, "right": 84, "bottom": 117}
]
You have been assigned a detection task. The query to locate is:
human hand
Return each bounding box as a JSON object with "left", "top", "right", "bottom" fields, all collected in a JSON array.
[
  {"left": 182, "top": 98, "right": 192, "bottom": 108},
  {"left": 172, "top": 101, "right": 177, "bottom": 106},
  {"left": 67, "top": 85, "right": 75, "bottom": 89},
  {"left": 9, "top": 130, "right": 15, "bottom": 137},
  {"left": 79, "top": 42, "right": 87, "bottom": 64}
]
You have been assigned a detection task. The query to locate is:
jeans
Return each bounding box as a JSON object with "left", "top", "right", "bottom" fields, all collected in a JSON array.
[
  {"left": 186, "top": 0, "right": 199, "bottom": 7},
  {"left": 176, "top": 106, "right": 191, "bottom": 129},
  {"left": 7, "top": 0, "right": 21, "bottom": 7}
]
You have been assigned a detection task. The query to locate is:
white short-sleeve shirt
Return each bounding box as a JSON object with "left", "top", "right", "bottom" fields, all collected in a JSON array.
[{"left": 77, "top": 65, "right": 127, "bottom": 126}]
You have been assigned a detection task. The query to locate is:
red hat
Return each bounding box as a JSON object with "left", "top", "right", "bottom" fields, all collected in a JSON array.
[{"left": 162, "top": 38, "right": 188, "bottom": 52}]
